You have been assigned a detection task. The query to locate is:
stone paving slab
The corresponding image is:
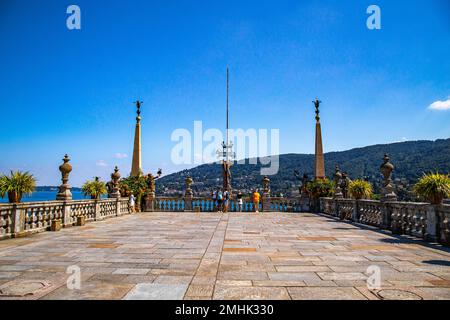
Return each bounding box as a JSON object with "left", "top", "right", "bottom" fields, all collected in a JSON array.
[{"left": 0, "top": 212, "right": 449, "bottom": 300}]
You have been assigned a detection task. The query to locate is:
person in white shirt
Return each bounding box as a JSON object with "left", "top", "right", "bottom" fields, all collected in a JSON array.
[{"left": 129, "top": 193, "right": 136, "bottom": 213}]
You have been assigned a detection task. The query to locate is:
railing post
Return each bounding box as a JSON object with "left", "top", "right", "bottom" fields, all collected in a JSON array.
[
  {"left": 145, "top": 193, "right": 155, "bottom": 212},
  {"left": 94, "top": 200, "right": 101, "bottom": 221},
  {"left": 437, "top": 205, "right": 450, "bottom": 245},
  {"left": 380, "top": 202, "right": 390, "bottom": 229},
  {"left": 11, "top": 204, "right": 26, "bottom": 238},
  {"left": 262, "top": 176, "right": 271, "bottom": 212},
  {"left": 116, "top": 198, "right": 121, "bottom": 216},
  {"left": 62, "top": 201, "right": 72, "bottom": 228},
  {"left": 352, "top": 200, "right": 359, "bottom": 222},
  {"left": 426, "top": 204, "right": 437, "bottom": 242}
]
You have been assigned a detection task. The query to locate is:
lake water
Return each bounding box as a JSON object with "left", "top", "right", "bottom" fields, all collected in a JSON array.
[{"left": 0, "top": 190, "right": 90, "bottom": 203}]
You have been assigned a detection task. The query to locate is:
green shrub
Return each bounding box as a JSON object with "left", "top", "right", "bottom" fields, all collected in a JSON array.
[
  {"left": 82, "top": 177, "right": 107, "bottom": 200},
  {"left": 413, "top": 172, "right": 450, "bottom": 204},
  {"left": 349, "top": 179, "right": 373, "bottom": 200}
]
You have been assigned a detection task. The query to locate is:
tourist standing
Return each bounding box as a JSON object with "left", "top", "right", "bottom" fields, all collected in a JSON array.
[
  {"left": 237, "top": 191, "right": 243, "bottom": 212},
  {"left": 212, "top": 189, "right": 217, "bottom": 211},
  {"left": 217, "top": 189, "right": 223, "bottom": 213},
  {"left": 129, "top": 193, "right": 136, "bottom": 213},
  {"left": 252, "top": 189, "right": 261, "bottom": 213},
  {"left": 223, "top": 190, "right": 230, "bottom": 213}
]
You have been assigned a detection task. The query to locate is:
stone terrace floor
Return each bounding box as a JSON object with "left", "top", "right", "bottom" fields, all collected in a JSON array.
[{"left": 1, "top": 212, "right": 450, "bottom": 300}]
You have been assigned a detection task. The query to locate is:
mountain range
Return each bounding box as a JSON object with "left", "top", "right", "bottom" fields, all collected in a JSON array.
[{"left": 156, "top": 138, "right": 450, "bottom": 200}]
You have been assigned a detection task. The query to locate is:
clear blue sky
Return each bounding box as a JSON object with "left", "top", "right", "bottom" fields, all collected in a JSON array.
[{"left": 0, "top": 0, "right": 449, "bottom": 186}]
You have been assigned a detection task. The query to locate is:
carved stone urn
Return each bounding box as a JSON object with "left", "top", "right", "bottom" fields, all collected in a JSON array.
[
  {"left": 262, "top": 176, "right": 271, "bottom": 195},
  {"left": 380, "top": 154, "right": 397, "bottom": 202},
  {"left": 109, "top": 166, "right": 121, "bottom": 198},
  {"left": 185, "top": 176, "right": 194, "bottom": 197},
  {"left": 56, "top": 154, "right": 73, "bottom": 201}
]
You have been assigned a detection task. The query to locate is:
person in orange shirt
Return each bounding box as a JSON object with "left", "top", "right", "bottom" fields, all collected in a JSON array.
[{"left": 252, "top": 190, "right": 261, "bottom": 213}]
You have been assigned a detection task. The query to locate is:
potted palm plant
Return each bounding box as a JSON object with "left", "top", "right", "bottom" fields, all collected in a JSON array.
[
  {"left": 414, "top": 172, "right": 450, "bottom": 205},
  {"left": 305, "top": 178, "right": 334, "bottom": 212},
  {"left": 81, "top": 177, "right": 107, "bottom": 200},
  {"left": 349, "top": 179, "right": 373, "bottom": 200},
  {"left": 0, "top": 171, "right": 36, "bottom": 203}
]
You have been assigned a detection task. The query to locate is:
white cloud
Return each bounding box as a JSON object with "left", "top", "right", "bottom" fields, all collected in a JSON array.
[
  {"left": 96, "top": 160, "right": 108, "bottom": 167},
  {"left": 428, "top": 98, "right": 450, "bottom": 111},
  {"left": 114, "top": 153, "right": 128, "bottom": 159}
]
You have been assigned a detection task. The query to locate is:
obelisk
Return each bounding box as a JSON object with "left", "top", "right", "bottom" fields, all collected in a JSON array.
[
  {"left": 131, "top": 101, "right": 142, "bottom": 177},
  {"left": 313, "top": 98, "right": 326, "bottom": 180}
]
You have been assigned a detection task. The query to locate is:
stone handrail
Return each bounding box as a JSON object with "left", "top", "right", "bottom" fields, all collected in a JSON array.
[
  {"left": 319, "top": 197, "right": 450, "bottom": 246},
  {"left": 0, "top": 198, "right": 131, "bottom": 240}
]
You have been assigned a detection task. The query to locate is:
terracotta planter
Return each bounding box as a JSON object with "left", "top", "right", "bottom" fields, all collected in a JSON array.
[
  {"left": 430, "top": 195, "right": 444, "bottom": 205},
  {"left": 8, "top": 191, "right": 21, "bottom": 203}
]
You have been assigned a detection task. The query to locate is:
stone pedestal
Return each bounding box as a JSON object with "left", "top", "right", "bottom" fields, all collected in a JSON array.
[
  {"left": 145, "top": 192, "right": 155, "bottom": 212},
  {"left": 51, "top": 220, "right": 62, "bottom": 232},
  {"left": 76, "top": 216, "right": 86, "bottom": 227},
  {"left": 262, "top": 193, "right": 271, "bottom": 212}
]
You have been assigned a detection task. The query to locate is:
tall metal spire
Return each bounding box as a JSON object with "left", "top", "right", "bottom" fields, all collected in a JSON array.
[
  {"left": 217, "top": 68, "right": 235, "bottom": 192},
  {"left": 226, "top": 67, "right": 229, "bottom": 163}
]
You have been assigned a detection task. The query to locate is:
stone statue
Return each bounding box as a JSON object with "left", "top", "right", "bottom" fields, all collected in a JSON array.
[
  {"left": 223, "top": 161, "right": 232, "bottom": 191},
  {"left": 380, "top": 154, "right": 397, "bottom": 201},
  {"left": 340, "top": 172, "right": 351, "bottom": 199},
  {"left": 313, "top": 98, "right": 322, "bottom": 121},
  {"left": 147, "top": 169, "right": 162, "bottom": 194},
  {"left": 333, "top": 165, "right": 343, "bottom": 199},
  {"left": 294, "top": 170, "right": 310, "bottom": 196}
]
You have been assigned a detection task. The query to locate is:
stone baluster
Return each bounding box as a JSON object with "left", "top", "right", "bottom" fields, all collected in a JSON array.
[{"left": 11, "top": 204, "right": 26, "bottom": 238}]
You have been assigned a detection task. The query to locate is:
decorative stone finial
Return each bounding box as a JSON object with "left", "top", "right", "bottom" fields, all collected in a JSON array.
[
  {"left": 262, "top": 176, "right": 271, "bottom": 195},
  {"left": 56, "top": 154, "right": 73, "bottom": 201},
  {"left": 380, "top": 154, "right": 397, "bottom": 202},
  {"left": 108, "top": 166, "right": 121, "bottom": 198},
  {"left": 185, "top": 176, "right": 194, "bottom": 197}
]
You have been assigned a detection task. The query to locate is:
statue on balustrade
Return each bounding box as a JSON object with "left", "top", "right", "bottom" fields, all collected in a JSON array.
[
  {"left": 333, "top": 165, "right": 343, "bottom": 199},
  {"left": 340, "top": 172, "right": 352, "bottom": 199},
  {"left": 294, "top": 170, "right": 310, "bottom": 196},
  {"left": 146, "top": 168, "right": 162, "bottom": 195}
]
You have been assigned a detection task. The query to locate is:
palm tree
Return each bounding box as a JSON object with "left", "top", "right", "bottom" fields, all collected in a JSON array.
[
  {"left": 349, "top": 179, "right": 373, "bottom": 200},
  {"left": 0, "top": 171, "right": 36, "bottom": 203},
  {"left": 414, "top": 172, "right": 450, "bottom": 204},
  {"left": 81, "top": 177, "right": 107, "bottom": 200}
]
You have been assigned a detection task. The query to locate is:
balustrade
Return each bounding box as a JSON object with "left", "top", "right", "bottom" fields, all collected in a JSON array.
[{"left": 0, "top": 198, "right": 131, "bottom": 239}]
